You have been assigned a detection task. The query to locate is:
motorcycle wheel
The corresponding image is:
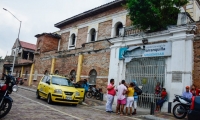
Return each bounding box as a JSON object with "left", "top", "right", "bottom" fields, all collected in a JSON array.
[
  {"left": 173, "top": 103, "right": 187, "bottom": 119},
  {"left": 96, "top": 92, "right": 101, "bottom": 100},
  {"left": 0, "top": 100, "right": 12, "bottom": 119},
  {"left": 86, "top": 92, "right": 92, "bottom": 98}
]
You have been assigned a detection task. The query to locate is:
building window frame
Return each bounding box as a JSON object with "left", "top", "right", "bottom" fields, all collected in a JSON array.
[
  {"left": 68, "top": 33, "right": 76, "bottom": 49},
  {"left": 89, "top": 69, "right": 97, "bottom": 85},
  {"left": 114, "top": 22, "right": 123, "bottom": 37},
  {"left": 89, "top": 28, "right": 96, "bottom": 42}
]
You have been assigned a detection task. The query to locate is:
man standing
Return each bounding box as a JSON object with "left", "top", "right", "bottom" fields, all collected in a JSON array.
[
  {"left": 182, "top": 86, "right": 192, "bottom": 100},
  {"left": 106, "top": 79, "right": 116, "bottom": 113},
  {"left": 82, "top": 79, "right": 89, "bottom": 102},
  {"left": 116, "top": 80, "right": 127, "bottom": 116}
]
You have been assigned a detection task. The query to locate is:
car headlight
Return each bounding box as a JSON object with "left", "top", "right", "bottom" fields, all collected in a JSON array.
[
  {"left": 12, "top": 85, "right": 18, "bottom": 92},
  {"left": 54, "top": 89, "right": 62, "bottom": 94},
  {"left": 75, "top": 91, "right": 80, "bottom": 96}
]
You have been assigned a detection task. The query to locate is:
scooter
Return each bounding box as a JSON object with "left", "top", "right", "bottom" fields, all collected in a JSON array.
[
  {"left": 172, "top": 94, "right": 191, "bottom": 119},
  {"left": 0, "top": 74, "right": 18, "bottom": 119}
]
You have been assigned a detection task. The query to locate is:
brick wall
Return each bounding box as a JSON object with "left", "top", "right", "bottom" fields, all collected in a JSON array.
[
  {"left": 42, "top": 35, "right": 59, "bottom": 52},
  {"left": 97, "top": 20, "right": 112, "bottom": 40},
  {"left": 60, "top": 32, "right": 70, "bottom": 51},
  {"left": 77, "top": 27, "right": 88, "bottom": 48},
  {"left": 126, "top": 15, "right": 132, "bottom": 27},
  {"left": 60, "top": 6, "right": 125, "bottom": 30},
  {"left": 193, "top": 21, "right": 200, "bottom": 88}
]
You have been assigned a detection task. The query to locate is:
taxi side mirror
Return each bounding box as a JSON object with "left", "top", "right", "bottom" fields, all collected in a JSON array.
[{"left": 46, "top": 81, "right": 50, "bottom": 85}]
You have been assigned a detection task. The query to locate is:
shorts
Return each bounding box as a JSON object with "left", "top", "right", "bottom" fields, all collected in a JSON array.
[
  {"left": 117, "top": 98, "right": 126, "bottom": 105},
  {"left": 156, "top": 99, "right": 166, "bottom": 107},
  {"left": 126, "top": 97, "right": 134, "bottom": 107}
]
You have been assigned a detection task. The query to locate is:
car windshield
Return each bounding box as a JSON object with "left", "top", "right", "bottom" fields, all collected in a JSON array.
[{"left": 51, "top": 76, "right": 73, "bottom": 87}]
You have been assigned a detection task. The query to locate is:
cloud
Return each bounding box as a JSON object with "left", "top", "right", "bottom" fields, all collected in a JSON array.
[{"left": 0, "top": 0, "right": 114, "bottom": 58}]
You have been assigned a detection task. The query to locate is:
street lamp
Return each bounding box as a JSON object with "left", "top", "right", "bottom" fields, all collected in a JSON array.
[{"left": 3, "top": 8, "right": 22, "bottom": 75}]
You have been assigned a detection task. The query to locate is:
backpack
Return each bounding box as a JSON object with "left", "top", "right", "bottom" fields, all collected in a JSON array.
[{"left": 134, "top": 86, "right": 142, "bottom": 95}]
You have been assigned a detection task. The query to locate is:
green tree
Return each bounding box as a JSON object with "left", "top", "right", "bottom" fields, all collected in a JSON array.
[{"left": 126, "top": 0, "right": 188, "bottom": 32}]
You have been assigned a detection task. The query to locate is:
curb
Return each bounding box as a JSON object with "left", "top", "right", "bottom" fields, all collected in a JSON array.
[
  {"left": 140, "top": 115, "right": 169, "bottom": 120},
  {"left": 18, "top": 86, "right": 36, "bottom": 92}
]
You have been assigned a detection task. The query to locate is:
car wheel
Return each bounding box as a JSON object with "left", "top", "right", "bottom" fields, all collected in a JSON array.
[
  {"left": 36, "top": 90, "right": 40, "bottom": 99},
  {"left": 47, "top": 94, "right": 53, "bottom": 104}
]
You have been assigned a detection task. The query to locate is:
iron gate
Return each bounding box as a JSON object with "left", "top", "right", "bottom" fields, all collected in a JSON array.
[{"left": 125, "top": 57, "right": 165, "bottom": 108}]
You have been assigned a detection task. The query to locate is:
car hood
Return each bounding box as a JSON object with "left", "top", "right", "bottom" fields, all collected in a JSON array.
[{"left": 52, "top": 85, "right": 78, "bottom": 92}]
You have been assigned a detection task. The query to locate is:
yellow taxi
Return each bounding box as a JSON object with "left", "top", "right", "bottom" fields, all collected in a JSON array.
[{"left": 36, "top": 75, "right": 85, "bottom": 106}]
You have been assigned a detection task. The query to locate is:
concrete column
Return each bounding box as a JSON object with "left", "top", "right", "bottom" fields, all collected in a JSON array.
[
  {"left": 50, "top": 58, "right": 56, "bottom": 74},
  {"left": 28, "top": 63, "right": 34, "bottom": 86},
  {"left": 76, "top": 54, "right": 83, "bottom": 82}
]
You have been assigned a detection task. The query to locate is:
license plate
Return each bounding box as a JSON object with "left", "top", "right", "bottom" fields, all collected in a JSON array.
[{"left": 66, "top": 96, "right": 72, "bottom": 100}]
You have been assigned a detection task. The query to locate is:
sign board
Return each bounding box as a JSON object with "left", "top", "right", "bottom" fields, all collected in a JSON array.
[
  {"left": 142, "top": 42, "right": 172, "bottom": 57},
  {"left": 172, "top": 71, "right": 182, "bottom": 82},
  {"left": 119, "top": 47, "right": 128, "bottom": 60}
]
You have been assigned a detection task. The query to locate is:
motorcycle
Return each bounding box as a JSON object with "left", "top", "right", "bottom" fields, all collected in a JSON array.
[
  {"left": 172, "top": 94, "right": 191, "bottom": 119},
  {"left": 16, "top": 77, "right": 24, "bottom": 85},
  {"left": 86, "top": 85, "right": 102, "bottom": 100},
  {"left": 0, "top": 73, "right": 18, "bottom": 119}
]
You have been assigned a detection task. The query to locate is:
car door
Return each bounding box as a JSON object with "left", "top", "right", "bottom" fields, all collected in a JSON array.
[
  {"left": 44, "top": 76, "right": 51, "bottom": 98},
  {"left": 38, "top": 76, "right": 48, "bottom": 97}
]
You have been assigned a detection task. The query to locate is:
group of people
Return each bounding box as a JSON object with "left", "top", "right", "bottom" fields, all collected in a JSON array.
[
  {"left": 106, "top": 79, "right": 138, "bottom": 116},
  {"left": 182, "top": 84, "right": 200, "bottom": 100}
]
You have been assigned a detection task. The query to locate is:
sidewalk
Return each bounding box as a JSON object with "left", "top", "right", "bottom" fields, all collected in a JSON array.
[{"left": 17, "top": 85, "right": 187, "bottom": 120}]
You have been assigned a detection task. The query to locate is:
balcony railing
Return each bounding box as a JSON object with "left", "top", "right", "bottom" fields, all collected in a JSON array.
[{"left": 124, "top": 26, "right": 144, "bottom": 36}]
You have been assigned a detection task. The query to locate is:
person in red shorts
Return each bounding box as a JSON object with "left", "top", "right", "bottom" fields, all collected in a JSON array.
[{"left": 116, "top": 80, "right": 127, "bottom": 116}]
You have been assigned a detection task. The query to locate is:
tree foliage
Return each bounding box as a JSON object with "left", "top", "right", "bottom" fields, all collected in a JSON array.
[{"left": 126, "top": 0, "right": 188, "bottom": 32}]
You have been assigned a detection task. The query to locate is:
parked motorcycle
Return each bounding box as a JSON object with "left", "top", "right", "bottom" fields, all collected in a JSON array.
[
  {"left": 172, "top": 94, "right": 191, "bottom": 119},
  {"left": 16, "top": 77, "right": 24, "bottom": 85},
  {"left": 86, "top": 85, "right": 102, "bottom": 100},
  {"left": 0, "top": 74, "right": 18, "bottom": 119}
]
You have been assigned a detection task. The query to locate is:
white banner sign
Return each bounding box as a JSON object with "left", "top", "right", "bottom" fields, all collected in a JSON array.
[{"left": 142, "top": 42, "right": 172, "bottom": 57}]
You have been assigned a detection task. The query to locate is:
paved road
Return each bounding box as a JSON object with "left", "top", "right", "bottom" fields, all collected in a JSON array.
[{"left": 1, "top": 88, "right": 146, "bottom": 120}]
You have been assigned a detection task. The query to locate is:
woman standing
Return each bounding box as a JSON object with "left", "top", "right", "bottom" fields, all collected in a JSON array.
[{"left": 125, "top": 82, "right": 134, "bottom": 116}]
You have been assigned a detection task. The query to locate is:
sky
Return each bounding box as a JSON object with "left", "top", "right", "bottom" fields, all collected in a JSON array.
[{"left": 0, "top": 0, "right": 114, "bottom": 58}]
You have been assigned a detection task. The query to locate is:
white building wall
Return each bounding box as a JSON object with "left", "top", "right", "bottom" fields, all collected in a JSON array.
[{"left": 108, "top": 25, "right": 195, "bottom": 112}]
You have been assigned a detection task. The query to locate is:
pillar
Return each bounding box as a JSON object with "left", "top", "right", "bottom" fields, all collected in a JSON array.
[
  {"left": 76, "top": 54, "right": 83, "bottom": 82},
  {"left": 28, "top": 63, "right": 34, "bottom": 86},
  {"left": 50, "top": 58, "right": 56, "bottom": 74},
  {"left": 20, "top": 66, "right": 24, "bottom": 78}
]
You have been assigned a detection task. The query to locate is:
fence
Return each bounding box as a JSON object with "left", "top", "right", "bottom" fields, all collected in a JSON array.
[{"left": 137, "top": 93, "right": 161, "bottom": 108}]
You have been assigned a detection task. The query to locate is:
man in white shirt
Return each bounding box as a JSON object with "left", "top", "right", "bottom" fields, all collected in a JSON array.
[{"left": 116, "top": 80, "right": 127, "bottom": 116}]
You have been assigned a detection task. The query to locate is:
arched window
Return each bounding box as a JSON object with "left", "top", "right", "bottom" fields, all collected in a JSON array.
[
  {"left": 89, "top": 69, "right": 97, "bottom": 85},
  {"left": 115, "top": 22, "right": 123, "bottom": 36},
  {"left": 70, "top": 70, "right": 76, "bottom": 81},
  {"left": 55, "top": 70, "right": 59, "bottom": 75},
  {"left": 89, "top": 28, "right": 96, "bottom": 42},
  {"left": 69, "top": 34, "right": 76, "bottom": 47},
  {"left": 44, "top": 70, "right": 49, "bottom": 75}
]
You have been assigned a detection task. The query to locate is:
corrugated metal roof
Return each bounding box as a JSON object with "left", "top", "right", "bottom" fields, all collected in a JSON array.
[{"left": 54, "top": 0, "right": 125, "bottom": 28}]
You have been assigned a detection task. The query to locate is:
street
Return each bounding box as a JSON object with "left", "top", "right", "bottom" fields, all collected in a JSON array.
[{"left": 1, "top": 88, "right": 146, "bottom": 120}]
